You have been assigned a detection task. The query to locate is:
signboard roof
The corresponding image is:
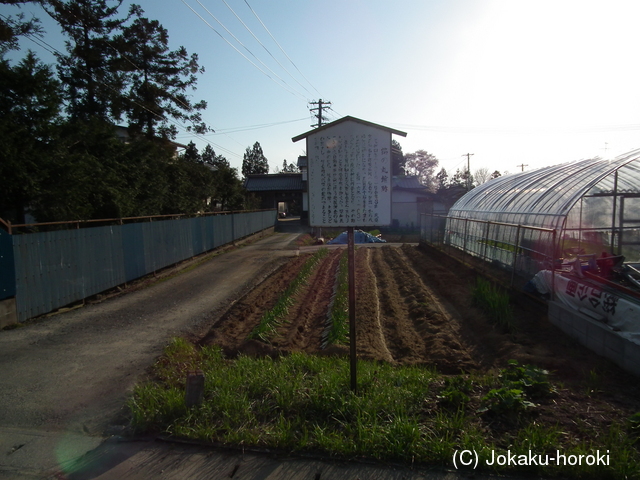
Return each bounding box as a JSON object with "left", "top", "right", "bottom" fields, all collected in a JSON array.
[{"left": 291, "top": 115, "right": 406, "bottom": 143}]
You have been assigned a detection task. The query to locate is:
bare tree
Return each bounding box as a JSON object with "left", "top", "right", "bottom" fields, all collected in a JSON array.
[
  {"left": 474, "top": 167, "right": 491, "bottom": 186},
  {"left": 404, "top": 150, "right": 439, "bottom": 192}
]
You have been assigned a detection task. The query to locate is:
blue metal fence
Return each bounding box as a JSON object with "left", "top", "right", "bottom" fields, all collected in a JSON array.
[{"left": 7, "top": 210, "right": 275, "bottom": 322}]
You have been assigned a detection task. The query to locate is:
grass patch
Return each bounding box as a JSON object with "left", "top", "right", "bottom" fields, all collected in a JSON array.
[
  {"left": 248, "top": 248, "right": 328, "bottom": 342},
  {"left": 471, "top": 277, "right": 515, "bottom": 332},
  {"left": 129, "top": 342, "right": 640, "bottom": 479}
]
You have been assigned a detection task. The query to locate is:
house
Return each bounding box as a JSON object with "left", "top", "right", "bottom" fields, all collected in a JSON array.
[
  {"left": 114, "top": 125, "right": 187, "bottom": 157},
  {"left": 391, "top": 176, "right": 446, "bottom": 231},
  {"left": 243, "top": 173, "right": 304, "bottom": 216}
]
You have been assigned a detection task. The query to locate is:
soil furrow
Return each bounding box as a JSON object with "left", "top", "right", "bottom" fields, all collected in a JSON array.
[
  {"left": 354, "top": 248, "right": 394, "bottom": 363},
  {"left": 369, "top": 247, "right": 427, "bottom": 364},
  {"left": 199, "top": 254, "right": 309, "bottom": 357},
  {"left": 271, "top": 249, "right": 342, "bottom": 353}
]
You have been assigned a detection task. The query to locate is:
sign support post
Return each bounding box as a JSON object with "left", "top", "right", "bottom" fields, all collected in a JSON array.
[
  {"left": 291, "top": 116, "right": 407, "bottom": 395},
  {"left": 347, "top": 226, "right": 357, "bottom": 392}
]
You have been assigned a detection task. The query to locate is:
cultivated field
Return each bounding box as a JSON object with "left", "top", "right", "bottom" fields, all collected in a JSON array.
[{"left": 198, "top": 243, "right": 640, "bottom": 437}]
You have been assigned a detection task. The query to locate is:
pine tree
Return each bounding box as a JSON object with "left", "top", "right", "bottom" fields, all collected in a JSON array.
[{"left": 0, "top": 52, "right": 62, "bottom": 222}]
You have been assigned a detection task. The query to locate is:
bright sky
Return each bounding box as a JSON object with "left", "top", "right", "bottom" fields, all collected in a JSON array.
[{"left": 5, "top": 0, "right": 640, "bottom": 177}]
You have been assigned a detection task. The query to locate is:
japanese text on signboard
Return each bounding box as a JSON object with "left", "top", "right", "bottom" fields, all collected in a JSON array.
[{"left": 308, "top": 129, "right": 391, "bottom": 227}]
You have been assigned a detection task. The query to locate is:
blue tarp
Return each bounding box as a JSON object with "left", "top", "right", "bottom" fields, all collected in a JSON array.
[{"left": 327, "top": 230, "right": 386, "bottom": 244}]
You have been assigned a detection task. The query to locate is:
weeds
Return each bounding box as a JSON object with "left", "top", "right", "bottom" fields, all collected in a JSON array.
[
  {"left": 585, "top": 368, "right": 602, "bottom": 396},
  {"left": 438, "top": 375, "right": 473, "bottom": 410},
  {"left": 500, "top": 359, "right": 555, "bottom": 399},
  {"left": 471, "top": 277, "right": 514, "bottom": 332},
  {"left": 129, "top": 341, "right": 639, "bottom": 480},
  {"left": 478, "top": 360, "right": 554, "bottom": 424}
]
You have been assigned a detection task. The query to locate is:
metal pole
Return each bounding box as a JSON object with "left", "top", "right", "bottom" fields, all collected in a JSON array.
[
  {"left": 611, "top": 170, "right": 619, "bottom": 255},
  {"left": 551, "top": 229, "right": 557, "bottom": 302},
  {"left": 463, "top": 219, "right": 468, "bottom": 254},
  {"left": 511, "top": 224, "right": 521, "bottom": 287},
  {"left": 348, "top": 226, "right": 357, "bottom": 393},
  {"left": 483, "top": 221, "right": 492, "bottom": 261}
]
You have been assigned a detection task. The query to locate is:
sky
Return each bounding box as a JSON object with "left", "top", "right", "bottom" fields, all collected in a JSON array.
[{"left": 4, "top": 0, "right": 640, "bottom": 178}]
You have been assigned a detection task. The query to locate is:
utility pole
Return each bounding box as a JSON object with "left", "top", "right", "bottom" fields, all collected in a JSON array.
[
  {"left": 462, "top": 153, "right": 474, "bottom": 190},
  {"left": 309, "top": 99, "right": 331, "bottom": 128},
  {"left": 517, "top": 163, "right": 528, "bottom": 172}
]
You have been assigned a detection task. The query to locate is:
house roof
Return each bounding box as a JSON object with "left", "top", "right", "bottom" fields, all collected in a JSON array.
[
  {"left": 392, "top": 176, "right": 429, "bottom": 190},
  {"left": 114, "top": 125, "right": 187, "bottom": 150},
  {"left": 291, "top": 116, "right": 407, "bottom": 143},
  {"left": 244, "top": 174, "right": 304, "bottom": 192}
]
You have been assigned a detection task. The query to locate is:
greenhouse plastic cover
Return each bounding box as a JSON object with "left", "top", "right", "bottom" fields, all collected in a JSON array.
[{"left": 448, "top": 149, "right": 640, "bottom": 232}]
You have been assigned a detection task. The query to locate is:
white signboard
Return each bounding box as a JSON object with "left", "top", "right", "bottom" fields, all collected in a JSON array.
[{"left": 307, "top": 122, "right": 392, "bottom": 227}]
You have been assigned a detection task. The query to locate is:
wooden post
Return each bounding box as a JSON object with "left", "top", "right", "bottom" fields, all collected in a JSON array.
[
  {"left": 348, "top": 227, "right": 357, "bottom": 393},
  {"left": 185, "top": 370, "right": 205, "bottom": 408}
]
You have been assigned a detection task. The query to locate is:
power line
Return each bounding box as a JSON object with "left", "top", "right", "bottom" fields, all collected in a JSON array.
[
  {"left": 191, "top": 117, "right": 309, "bottom": 136},
  {"left": 182, "top": 0, "right": 307, "bottom": 101},
  {"left": 218, "top": 0, "right": 315, "bottom": 99},
  {"left": 243, "top": 0, "right": 322, "bottom": 98},
  {"left": 388, "top": 122, "right": 640, "bottom": 134},
  {"left": 191, "top": 0, "right": 308, "bottom": 101}
]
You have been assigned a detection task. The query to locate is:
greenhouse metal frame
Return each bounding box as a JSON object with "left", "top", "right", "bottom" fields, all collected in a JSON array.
[{"left": 420, "top": 149, "right": 640, "bottom": 282}]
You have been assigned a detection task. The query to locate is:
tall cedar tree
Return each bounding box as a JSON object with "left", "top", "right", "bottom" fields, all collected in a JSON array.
[
  {"left": 43, "top": 0, "right": 136, "bottom": 120},
  {"left": 113, "top": 10, "right": 208, "bottom": 139},
  {"left": 391, "top": 139, "right": 405, "bottom": 175},
  {"left": 0, "top": 52, "right": 62, "bottom": 223},
  {"left": 242, "top": 141, "right": 269, "bottom": 177},
  {"left": 0, "top": 0, "right": 42, "bottom": 56}
]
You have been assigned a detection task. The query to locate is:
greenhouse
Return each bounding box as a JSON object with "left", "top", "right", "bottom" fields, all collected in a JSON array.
[
  {"left": 420, "top": 148, "right": 640, "bottom": 373},
  {"left": 422, "top": 148, "right": 640, "bottom": 279}
]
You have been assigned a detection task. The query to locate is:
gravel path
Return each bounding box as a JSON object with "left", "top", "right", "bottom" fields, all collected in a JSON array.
[{"left": 0, "top": 232, "right": 299, "bottom": 438}]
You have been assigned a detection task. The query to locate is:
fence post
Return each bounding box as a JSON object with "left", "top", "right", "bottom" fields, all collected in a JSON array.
[
  {"left": 463, "top": 219, "right": 468, "bottom": 254},
  {"left": 510, "top": 225, "right": 521, "bottom": 287},
  {"left": 483, "top": 221, "right": 492, "bottom": 261},
  {"left": 551, "top": 229, "right": 557, "bottom": 301}
]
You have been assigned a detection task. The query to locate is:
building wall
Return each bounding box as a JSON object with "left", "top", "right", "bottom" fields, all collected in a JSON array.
[{"left": 392, "top": 190, "right": 447, "bottom": 230}]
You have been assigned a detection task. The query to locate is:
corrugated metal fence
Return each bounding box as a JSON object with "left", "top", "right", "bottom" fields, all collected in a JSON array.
[{"left": 6, "top": 210, "right": 276, "bottom": 322}]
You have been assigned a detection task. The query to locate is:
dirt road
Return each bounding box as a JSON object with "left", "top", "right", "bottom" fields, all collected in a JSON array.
[{"left": 0, "top": 232, "right": 298, "bottom": 476}]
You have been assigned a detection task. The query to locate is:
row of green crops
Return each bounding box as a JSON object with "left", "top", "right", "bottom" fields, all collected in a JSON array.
[
  {"left": 247, "top": 248, "right": 329, "bottom": 342},
  {"left": 326, "top": 249, "right": 349, "bottom": 346}
]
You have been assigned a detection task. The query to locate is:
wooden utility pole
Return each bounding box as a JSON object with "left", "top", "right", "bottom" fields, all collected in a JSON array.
[
  {"left": 462, "top": 153, "right": 474, "bottom": 190},
  {"left": 517, "top": 163, "right": 528, "bottom": 172},
  {"left": 309, "top": 99, "right": 331, "bottom": 128}
]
